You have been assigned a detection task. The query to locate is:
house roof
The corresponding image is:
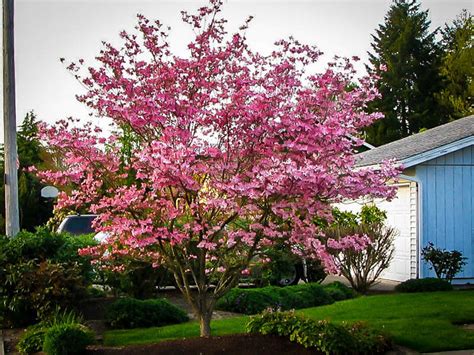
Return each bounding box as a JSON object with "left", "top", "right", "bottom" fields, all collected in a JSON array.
[{"left": 356, "top": 115, "right": 474, "bottom": 168}]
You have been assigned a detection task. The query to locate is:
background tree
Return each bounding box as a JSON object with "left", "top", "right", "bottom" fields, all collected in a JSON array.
[
  {"left": 437, "top": 10, "right": 473, "bottom": 120},
  {"left": 366, "top": 0, "right": 444, "bottom": 146},
  {"left": 35, "top": 0, "right": 400, "bottom": 336},
  {"left": 0, "top": 112, "right": 54, "bottom": 233}
]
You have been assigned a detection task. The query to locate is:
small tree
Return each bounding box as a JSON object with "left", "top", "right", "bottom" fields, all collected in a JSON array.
[
  {"left": 421, "top": 242, "right": 467, "bottom": 282},
  {"left": 34, "top": 1, "right": 399, "bottom": 336},
  {"left": 326, "top": 205, "right": 396, "bottom": 294}
]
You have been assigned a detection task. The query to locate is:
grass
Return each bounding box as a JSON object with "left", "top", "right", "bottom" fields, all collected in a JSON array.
[{"left": 103, "top": 290, "right": 474, "bottom": 352}]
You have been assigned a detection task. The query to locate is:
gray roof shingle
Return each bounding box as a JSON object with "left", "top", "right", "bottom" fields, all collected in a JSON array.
[{"left": 356, "top": 115, "right": 474, "bottom": 167}]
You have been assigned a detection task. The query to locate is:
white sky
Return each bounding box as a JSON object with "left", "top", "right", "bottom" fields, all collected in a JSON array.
[{"left": 1, "top": 0, "right": 472, "bottom": 142}]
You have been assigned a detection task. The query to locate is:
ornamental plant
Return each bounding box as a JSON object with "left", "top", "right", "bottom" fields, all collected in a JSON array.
[
  {"left": 421, "top": 242, "right": 467, "bottom": 282},
  {"left": 34, "top": 0, "right": 399, "bottom": 336}
]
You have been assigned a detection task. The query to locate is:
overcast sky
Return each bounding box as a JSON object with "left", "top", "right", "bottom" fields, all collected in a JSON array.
[{"left": 1, "top": 0, "right": 472, "bottom": 142}]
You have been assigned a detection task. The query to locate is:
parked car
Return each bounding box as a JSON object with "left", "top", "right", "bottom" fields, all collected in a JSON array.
[{"left": 57, "top": 214, "right": 98, "bottom": 236}]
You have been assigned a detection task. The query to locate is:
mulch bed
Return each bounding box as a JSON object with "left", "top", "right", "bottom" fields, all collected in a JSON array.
[{"left": 86, "top": 334, "right": 320, "bottom": 355}]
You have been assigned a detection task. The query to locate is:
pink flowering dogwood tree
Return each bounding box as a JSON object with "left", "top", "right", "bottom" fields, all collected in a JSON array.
[{"left": 35, "top": 0, "right": 400, "bottom": 336}]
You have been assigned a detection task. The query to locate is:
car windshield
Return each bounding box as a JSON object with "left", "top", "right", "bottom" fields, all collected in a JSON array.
[{"left": 62, "top": 216, "right": 97, "bottom": 235}]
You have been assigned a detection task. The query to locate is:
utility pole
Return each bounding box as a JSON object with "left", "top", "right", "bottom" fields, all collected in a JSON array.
[{"left": 3, "top": 0, "right": 19, "bottom": 237}]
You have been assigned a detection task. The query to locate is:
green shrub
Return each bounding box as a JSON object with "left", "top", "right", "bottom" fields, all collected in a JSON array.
[
  {"left": 216, "top": 283, "right": 334, "bottom": 315},
  {"left": 17, "top": 309, "right": 85, "bottom": 354},
  {"left": 17, "top": 324, "right": 46, "bottom": 354},
  {"left": 43, "top": 323, "right": 94, "bottom": 355},
  {"left": 0, "top": 228, "right": 96, "bottom": 327},
  {"left": 247, "top": 309, "right": 391, "bottom": 354},
  {"left": 395, "top": 278, "right": 453, "bottom": 293},
  {"left": 323, "top": 282, "right": 356, "bottom": 301},
  {"left": 421, "top": 242, "right": 467, "bottom": 282},
  {"left": 105, "top": 297, "right": 189, "bottom": 329}
]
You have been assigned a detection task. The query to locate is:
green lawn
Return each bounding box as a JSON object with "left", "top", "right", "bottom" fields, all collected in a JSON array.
[{"left": 104, "top": 290, "right": 474, "bottom": 352}]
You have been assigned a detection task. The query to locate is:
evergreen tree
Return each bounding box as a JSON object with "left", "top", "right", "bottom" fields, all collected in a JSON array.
[
  {"left": 437, "top": 10, "right": 473, "bottom": 120},
  {"left": 0, "top": 112, "right": 54, "bottom": 233},
  {"left": 366, "top": 0, "right": 444, "bottom": 146}
]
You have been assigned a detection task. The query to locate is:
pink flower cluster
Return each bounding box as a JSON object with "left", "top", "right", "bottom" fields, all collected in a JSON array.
[{"left": 35, "top": 0, "right": 400, "bottom": 281}]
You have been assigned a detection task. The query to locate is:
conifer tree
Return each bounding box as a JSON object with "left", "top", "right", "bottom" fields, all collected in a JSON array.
[
  {"left": 437, "top": 10, "right": 473, "bottom": 120},
  {"left": 366, "top": 0, "right": 444, "bottom": 146}
]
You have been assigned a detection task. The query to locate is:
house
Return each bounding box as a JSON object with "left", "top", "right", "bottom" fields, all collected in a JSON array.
[{"left": 338, "top": 115, "right": 474, "bottom": 283}]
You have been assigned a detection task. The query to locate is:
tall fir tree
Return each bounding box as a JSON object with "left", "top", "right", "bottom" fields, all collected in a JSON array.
[
  {"left": 366, "top": 0, "right": 444, "bottom": 146},
  {"left": 0, "top": 112, "right": 54, "bottom": 233},
  {"left": 437, "top": 10, "right": 473, "bottom": 120}
]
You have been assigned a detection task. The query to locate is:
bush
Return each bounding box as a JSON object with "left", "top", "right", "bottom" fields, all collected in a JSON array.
[
  {"left": 0, "top": 228, "right": 96, "bottom": 327},
  {"left": 17, "top": 309, "right": 87, "bottom": 354},
  {"left": 17, "top": 324, "right": 46, "bottom": 354},
  {"left": 216, "top": 283, "right": 338, "bottom": 315},
  {"left": 246, "top": 309, "right": 391, "bottom": 354},
  {"left": 395, "top": 278, "right": 453, "bottom": 293},
  {"left": 105, "top": 297, "right": 189, "bottom": 329},
  {"left": 43, "top": 323, "right": 94, "bottom": 355},
  {"left": 421, "top": 242, "right": 467, "bottom": 282},
  {"left": 326, "top": 205, "right": 396, "bottom": 294},
  {"left": 323, "top": 282, "right": 356, "bottom": 301}
]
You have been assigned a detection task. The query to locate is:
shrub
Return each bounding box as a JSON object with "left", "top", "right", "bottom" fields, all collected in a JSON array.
[
  {"left": 421, "top": 242, "right": 467, "bottom": 282},
  {"left": 323, "top": 282, "right": 356, "bottom": 301},
  {"left": 216, "top": 283, "right": 335, "bottom": 315},
  {"left": 105, "top": 297, "right": 189, "bottom": 329},
  {"left": 326, "top": 205, "right": 396, "bottom": 294},
  {"left": 17, "top": 324, "right": 46, "bottom": 354},
  {"left": 395, "top": 278, "right": 453, "bottom": 293},
  {"left": 43, "top": 323, "right": 94, "bottom": 355},
  {"left": 0, "top": 228, "right": 96, "bottom": 327},
  {"left": 17, "top": 309, "right": 86, "bottom": 354},
  {"left": 246, "top": 309, "right": 391, "bottom": 354}
]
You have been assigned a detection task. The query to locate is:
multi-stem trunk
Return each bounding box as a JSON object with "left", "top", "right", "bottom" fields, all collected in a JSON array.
[{"left": 195, "top": 291, "right": 216, "bottom": 337}]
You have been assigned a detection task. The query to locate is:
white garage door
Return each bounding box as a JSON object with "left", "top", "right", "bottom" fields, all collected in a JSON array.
[
  {"left": 377, "top": 184, "right": 412, "bottom": 282},
  {"left": 335, "top": 183, "right": 415, "bottom": 282}
]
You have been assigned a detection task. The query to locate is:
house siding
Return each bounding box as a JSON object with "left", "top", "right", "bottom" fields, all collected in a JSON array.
[{"left": 415, "top": 145, "right": 474, "bottom": 279}]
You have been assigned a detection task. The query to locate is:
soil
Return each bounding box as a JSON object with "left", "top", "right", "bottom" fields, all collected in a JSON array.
[{"left": 86, "top": 334, "right": 320, "bottom": 355}]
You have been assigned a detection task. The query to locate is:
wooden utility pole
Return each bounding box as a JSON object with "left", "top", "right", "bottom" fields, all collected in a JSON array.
[{"left": 3, "top": 0, "right": 19, "bottom": 237}]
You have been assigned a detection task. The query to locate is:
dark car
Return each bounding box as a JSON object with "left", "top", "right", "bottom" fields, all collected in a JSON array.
[{"left": 56, "top": 214, "right": 98, "bottom": 236}]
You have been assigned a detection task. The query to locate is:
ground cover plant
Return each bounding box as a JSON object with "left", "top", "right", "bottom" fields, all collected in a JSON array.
[
  {"left": 247, "top": 309, "right": 391, "bottom": 354},
  {"left": 103, "top": 291, "right": 474, "bottom": 353},
  {"left": 34, "top": 0, "right": 400, "bottom": 337}
]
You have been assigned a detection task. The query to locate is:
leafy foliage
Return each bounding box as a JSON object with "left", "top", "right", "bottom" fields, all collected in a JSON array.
[
  {"left": 366, "top": 0, "right": 445, "bottom": 145},
  {"left": 0, "top": 229, "right": 96, "bottom": 327},
  {"left": 17, "top": 324, "right": 46, "bottom": 355},
  {"left": 246, "top": 309, "right": 392, "bottom": 354},
  {"left": 395, "top": 278, "right": 453, "bottom": 293},
  {"left": 43, "top": 323, "right": 94, "bottom": 355},
  {"left": 437, "top": 10, "right": 474, "bottom": 120},
  {"left": 0, "top": 112, "right": 54, "bottom": 233},
  {"left": 421, "top": 242, "right": 467, "bottom": 282},
  {"left": 105, "top": 297, "right": 189, "bottom": 329},
  {"left": 17, "top": 309, "right": 85, "bottom": 354},
  {"left": 326, "top": 205, "right": 396, "bottom": 294},
  {"left": 215, "top": 282, "right": 353, "bottom": 314}
]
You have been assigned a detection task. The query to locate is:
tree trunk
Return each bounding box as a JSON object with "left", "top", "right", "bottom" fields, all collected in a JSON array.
[{"left": 198, "top": 309, "right": 213, "bottom": 337}]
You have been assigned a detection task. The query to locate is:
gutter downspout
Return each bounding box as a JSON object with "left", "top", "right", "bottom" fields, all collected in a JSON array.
[{"left": 399, "top": 173, "right": 423, "bottom": 279}]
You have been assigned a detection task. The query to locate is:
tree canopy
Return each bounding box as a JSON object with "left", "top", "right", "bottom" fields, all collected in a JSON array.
[
  {"left": 366, "top": 0, "right": 445, "bottom": 146},
  {"left": 35, "top": 0, "right": 400, "bottom": 336}
]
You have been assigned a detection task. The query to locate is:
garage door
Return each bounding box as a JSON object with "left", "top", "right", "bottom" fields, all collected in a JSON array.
[
  {"left": 377, "top": 184, "right": 413, "bottom": 282},
  {"left": 335, "top": 183, "right": 415, "bottom": 282}
]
